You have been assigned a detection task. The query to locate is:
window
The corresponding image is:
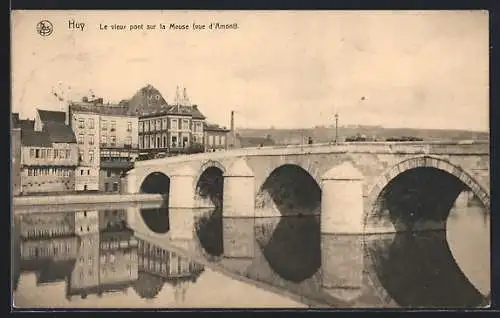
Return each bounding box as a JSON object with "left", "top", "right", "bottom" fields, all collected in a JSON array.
[
  {"left": 217, "top": 135, "right": 221, "bottom": 146},
  {"left": 139, "top": 121, "right": 144, "bottom": 132},
  {"left": 150, "top": 135, "right": 154, "bottom": 148},
  {"left": 162, "top": 119, "right": 168, "bottom": 130},
  {"left": 156, "top": 120, "right": 161, "bottom": 131},
  {"left": 193, "top": 135, "right": 197, "bottom": 143},
  {"left": 102, "top": 120, "right": 107, "bottom": 130},
  {"left": 88, "top": 134, "right": 94, "bottom": 145},
  {"left": 88, "top": 118, "right": 95, "bottom": 129},
  {"left": 209, "top": 135, "right": 214, "bottom": 146},
  {"left": 107, "top": 170, "right": 112, "bottom": 177},
  {"left": 182, "top": 119, "right": 189, "bottom": 130},
  {"left": 87, "top": 169, "right": 90, "bottom": 176},
  {"left": 144, "top": 136, "right": 149, "bottom": 148},
  {"left": 80, "top": 169, "right": 84, "bottom": 176},
  {"left": 110, "top": 121, "right": 116, "bottom": 132},
  {"left": 171, "top": 119, "right": 178, "bottom": 130},
  {"left": 54, "top": 149, "right": 59, "bottom": 158},
  {"left": 60, "top": 149, "right": 65, "bottom": 159},
  {"left": 78, "top": 134, "right": 84, "bottom": 144},
  {"left": 78, "top": 119, "right": 85, "bottom": 129},
  {"left": 195, "top": 122, "right": 202, "bottom": 132},
  {"left": 105, "top": 183, "right": 109, "bottom": 192},
  {"left": 30, "top": 149, "right": 35, "bottom": 158},
  {"left": 127, "top": 121, "right": 132, "bottom": 132},
  {"left": 65, "top": 150, "right": 70, "bottom": 159},
  {"left": 163, "top": 135, "right": 167, "bottom": 148},
  {"left": 88, "top": 151, "right": 94, "bottom": 163},
  {"left": 125, "top": 136, "right": 132, "bottom": 146},
  {"left": 110, "top": 136, "right": 116, "bottom": 146},
  {"left": 145, "top": 121, "right": 149, "bottom": 132},
  {"left": 139, "top": 136, "right": 144, "bottom": 149},
  {"left": 47, "top": 149, "right": 52, "bottom": 159},
  {"left": 35, "top": 149, "right": 40, "bottom": 158},
  {"left": 171, "top": 136, "right": 177, "bottom": 147},
  {"left": 101, "top": 135, "right": 107, "bottom": 145},
  {"left": 28, "top": 168, "right": 32, "bottom": 176},
  {"left": 221, "top": 135, "right": 226, "bottom": 146},
  {"left": 40, "top": 149, "right": 46, "bottom": 158},
  {"left": 79, "top": 151, "right": 83, "bottom": 162}
]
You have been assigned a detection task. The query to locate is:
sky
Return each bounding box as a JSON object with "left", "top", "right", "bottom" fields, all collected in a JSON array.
[{"left": 11, "top": 10, "right": 489, "bottom": 131}]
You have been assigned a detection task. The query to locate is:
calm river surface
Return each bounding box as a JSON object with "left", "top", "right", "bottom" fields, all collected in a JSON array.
[{"left": 12, "top": 199, "right": 489, "bottom": 309}]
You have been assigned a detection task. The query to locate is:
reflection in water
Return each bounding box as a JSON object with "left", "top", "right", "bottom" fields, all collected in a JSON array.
[
  {"left": 13, "top": 208, "right": 205, "bottom": 307},
  {"left": 139, "top": 172, "right": 171, "bottom": 234},
  {"left": 365, "top": 230, "right": 486, "bottom": 308},
  {"left": 13, "top": 195, "right": 490, "bottom": 308},
  {"left": 195, "top": 207, "right": 223, "bottom": 259},
  {"left": 255, "top": 216, "right": 321, "bottom": 283},
  {"left": 140, "top": 203, "right": 170, "bottom": 234}
]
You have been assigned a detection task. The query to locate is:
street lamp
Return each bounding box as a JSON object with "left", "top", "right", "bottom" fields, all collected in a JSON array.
[{"left": 334, "top": 113, "right": 339, "bottom": 144}]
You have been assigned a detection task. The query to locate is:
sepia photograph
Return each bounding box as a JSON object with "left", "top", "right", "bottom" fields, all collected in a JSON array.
[{"left": 11, "top": 10, "right": 490, "bottom": 309}]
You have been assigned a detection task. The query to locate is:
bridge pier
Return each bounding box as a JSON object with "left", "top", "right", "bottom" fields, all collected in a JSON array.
[
  {"left": 320, "top": 161, "right": 365, "bottom": 234},
  {"left": 320, "top": 161, "right": 365, "bottom": 302},
  {"left": 222, "top": 158, "right": 255, "bottom": 218},
  {"left": 222, "top": 158, "right": 256, "bottom": 258},
  {"left": 169, "top": 165, "right": 197, "bottom": 209}
]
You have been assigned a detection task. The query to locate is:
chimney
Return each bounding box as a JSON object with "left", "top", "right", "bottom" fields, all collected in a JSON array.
[{"left": 230, "top": 110, "right": 235, "bottom": 132}]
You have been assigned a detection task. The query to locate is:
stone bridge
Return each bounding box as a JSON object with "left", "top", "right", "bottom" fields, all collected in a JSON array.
[{"left": 124, "top": 140, "right": 490, "bottom": 235}]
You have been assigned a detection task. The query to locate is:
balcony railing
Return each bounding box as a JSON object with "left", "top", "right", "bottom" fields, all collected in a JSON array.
[{"left": 100, "top": 143, "right": 138, "bottom": 150}]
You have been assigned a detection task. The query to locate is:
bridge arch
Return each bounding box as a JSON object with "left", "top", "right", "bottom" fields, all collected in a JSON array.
[
  {"left": 364, "top": 155, "right": 490, "bottom": 307},
  {"left": 256, "top": 164, "right": 322, "bottom": 217},
  {"left": 194, "top": 160, "right": 226, "bottom": 209},
  {"left": 366, "top": 155, "right": 490, "bottom": 228},
  {"left": 138, "top": 172, "right": 171, "bottom": 234}
]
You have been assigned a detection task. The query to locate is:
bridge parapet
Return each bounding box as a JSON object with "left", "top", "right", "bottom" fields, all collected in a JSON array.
[{"left": 134, "top": 140, "right": 489, "bottom": 168}]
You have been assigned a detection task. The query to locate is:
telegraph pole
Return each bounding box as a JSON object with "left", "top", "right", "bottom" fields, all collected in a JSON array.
[{"left": 334, "top": 113, "right": 339, "bottom": 144}]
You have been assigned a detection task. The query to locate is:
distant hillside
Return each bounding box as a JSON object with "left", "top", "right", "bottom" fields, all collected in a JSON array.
[{"left": 235, "top": 126, "right": 489, "bottom": 145}]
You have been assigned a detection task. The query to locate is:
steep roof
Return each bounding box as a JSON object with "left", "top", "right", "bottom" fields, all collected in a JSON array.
[
  {"left": 127, "top": 84, "right": 168, "bottom": 114},
  {"left": 11, "top": 113, "right": 35, "bottom": 131},
  {"left": 18, "top": 119, "right": 35, "bottom": 131},
  {"left": 21, "top": 130, "right": 52, "bottom": 147},
  {"left": 43, "top": 122, "right": 77, "bottom": 144},
  {"left": 37, "top": 109, "right": 66, "bottom": 124}
]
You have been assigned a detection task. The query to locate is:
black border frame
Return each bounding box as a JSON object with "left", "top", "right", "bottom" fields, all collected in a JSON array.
[{"left": 6, "top": 0, "right": 499, "bottom": 315}]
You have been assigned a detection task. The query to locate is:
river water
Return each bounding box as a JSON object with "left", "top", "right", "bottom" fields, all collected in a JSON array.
[{"left": 12, "top": 200, "right": 489, "bottom": 309}]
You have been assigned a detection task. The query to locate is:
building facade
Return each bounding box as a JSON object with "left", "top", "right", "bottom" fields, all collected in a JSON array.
[
  {"left": 204, "top": 123, "right": 230, "bottom": 152},
  {"left": 69, "top": 99, "right": 139, "bottom": 193},
  {"left": 11, "top": 114, "right": 22, "bottom": 196},
  {"left": 126, "top": 85, "right": 206, "bottom": 160},
  {"left": 19, "top": 110, "right": 78, "bottom": 194}
]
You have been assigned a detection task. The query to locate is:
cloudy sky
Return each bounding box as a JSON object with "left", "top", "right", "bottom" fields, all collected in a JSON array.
[{"left": 12, "top": 10, "right": 489, "bottom": 131}]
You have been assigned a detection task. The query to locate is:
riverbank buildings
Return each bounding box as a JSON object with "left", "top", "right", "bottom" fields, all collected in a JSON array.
[
  {"left": 68, "top": 97, "right": 139, "bottom": 193},
  {"left": 125, "top": 85, "right": 211, "bottom": 160},
  {"left": 13, "top": 110, "right": 79, "bottom": 195}
]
